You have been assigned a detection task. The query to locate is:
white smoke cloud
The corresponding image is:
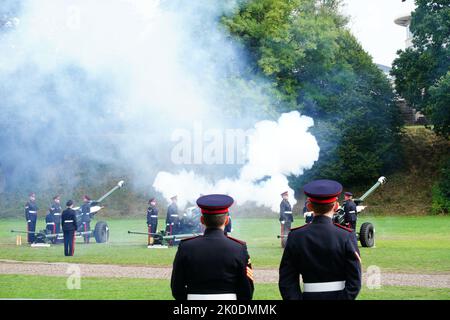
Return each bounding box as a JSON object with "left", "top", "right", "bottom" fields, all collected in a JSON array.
[
  {"left": 0, "top": 0, "right": 320, "bottom": 211},
  {"left": 153, "top": 111, "right": 320, "bottom": 211}
]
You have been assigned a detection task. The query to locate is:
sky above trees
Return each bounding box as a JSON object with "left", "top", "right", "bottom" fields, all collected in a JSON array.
[{"left": 343, "top": 0, "right": 416, "bottom": 66}]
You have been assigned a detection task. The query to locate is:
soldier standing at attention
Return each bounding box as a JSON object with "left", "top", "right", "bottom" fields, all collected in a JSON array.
[
  {"left": 45, "top": 206, "right": 56, "bottom": 243},
  {"left": 50, "top": 195, "right": 62, "bottom": 235},
  {"left": 61, "top": 200, "right": 77, "bottom": 256},
  {"left": 224, "top": 211, "right": 232, "bottom": 236},
  {"left": 171, "top": 194, "right": 254, "bottom": 300},
  {"left": 147, "top": 198, "right": 158, "bottom": 245},
  {"left": 25, "top": 192, "right": 38, "bottom": 244},
  {"left": 80, "top": 195, "right": 92, "bottom": 243},
  {"left": 279, "top": 191, "right": 293, "bottom": 247},
  {"left": 279, "top": 180, "right": 362, "bottom": 300},
  {"left": 166, "top": 195, "right": 179, "bottom": 236},
  {"left": 343, "top": 192, "right": 358, "bottom": 230}
]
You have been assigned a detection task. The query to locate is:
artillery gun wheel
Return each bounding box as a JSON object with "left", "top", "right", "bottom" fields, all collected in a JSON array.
[
  {"left": 359, "top": 222, "right": 374, "bottom": 247},
  {"left": 94, "top": 221, "right": 109, "bottom": 243}
]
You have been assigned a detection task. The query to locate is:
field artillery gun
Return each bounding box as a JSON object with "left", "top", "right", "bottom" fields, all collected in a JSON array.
[
  {"left": 128, "top": 205, "right": 204, "bottom": 247},
  {"left": 332, "top": 176, "right": 387, "bottom": 248},
  {"left": 127, "top": 230, "right": 202, "bottom": 247},
  {"left": 279, "top": 177, "right": 387, "bottom": 248},
  {"left": 11, "top": 180, "right": 125, "bottom": 245}
]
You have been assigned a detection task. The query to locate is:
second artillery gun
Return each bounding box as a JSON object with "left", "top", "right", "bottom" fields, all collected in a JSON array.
[
  {"left": 285, "top": 176, "right": 387, "bottom": 248},
  {"left": 128, "top": 205, "right": 204, "bottom": 247},
  {"left": 11, "top": 180, "right": 125, "bottom": 244},
  {"left": 332, "top": 176, "right": 387, "bottom": 248}
]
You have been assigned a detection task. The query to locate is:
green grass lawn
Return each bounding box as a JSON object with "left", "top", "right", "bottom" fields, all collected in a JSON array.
[
  {"left": 0, "top": 216, "right": 449, "bottom": 273},
  {"left": 0, "top": 275, "right": 448, "bottom": 300}
]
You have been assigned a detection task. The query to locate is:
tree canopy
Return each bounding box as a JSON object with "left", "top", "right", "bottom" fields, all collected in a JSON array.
[
  {"left": 224, "top": 0, "right": 403, "bottom": 188},
  {"left": 391, "top": 0, "right": 450, "bottom": 138}
]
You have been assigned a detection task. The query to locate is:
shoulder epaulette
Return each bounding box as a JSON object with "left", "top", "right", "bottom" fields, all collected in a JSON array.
[
  {"left": 334, "top": 223, "right": 353, "bottom": 232},
  {"left": 226, "top": 235, "right": 246, "bottom": 245},
  {"left": 181, "top": 235, "right": 201, "bottom": 242},
  {"left": 290, "top": 224, "right": 310, "bottom": 232}
]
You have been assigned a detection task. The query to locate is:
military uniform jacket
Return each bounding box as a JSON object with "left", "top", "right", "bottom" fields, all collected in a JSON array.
[
  {"left": 80, "top": 203, "right": 91, "bottom": 223},
  {"left": 147, "top": 206, "right": 158, "bottom": 225},
  {"left": 25, "top": 201, "right": 38, "bottom": 222},
  {"left": 343, "top": 200, "right": 357, "bottom": 223},
  {"left": 279, "top": 215, "right": 361, "bottom": 300},
  {"left": 45, "top": 212, "right": 55, "bottom": 224},
  {"left": 61, "top": 209, "right": 78, "bottom": 232},
  {"left": 279, "top": 199, "right": 293, "bottom": 222},
  {"left": 49, "top": 202, "right": 62, "bottom": 223},
  {"left": 171, "top": 228, "right": 254, "bottom": 300},
  {"left": 166, "top": 203, "right": 178, "bottom": 224}
]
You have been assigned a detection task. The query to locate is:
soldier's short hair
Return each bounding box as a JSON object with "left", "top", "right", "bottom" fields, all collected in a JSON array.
[
  {"left": 309, "top": 201, "right": 336, "bottom": 215},
  {"left": 202, "top": 214, "right": 227, "bottom": 228}
]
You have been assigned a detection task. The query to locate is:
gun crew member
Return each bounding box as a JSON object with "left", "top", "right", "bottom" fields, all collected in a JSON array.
[
  {"left": 147, "top": 198, "right": 158, "bottom": 245},
  {"left": 45, "top": 206, "right": 56, "bottom": 244},
  {"left": 62, "top": 200, "right": 77, "bottom": 256},
  {"left": 171, "top": 194, "right": 254, "bottom": 300},
  {"left": 224, "top": 211, "right": 232, "bottom": 236},
  {"left": 279, "top": 180, "right": 362, "bottom": 300},
  {"left": 166, "top": 195, "right": 179, "bottom": 236},
  {"left": 279, "top": 191, "right": 293, "bottom": 247},
  {"left": 50, "top": 195, "right": 62, "bottom": 235},
  {"left": 80, "top": 195, "right": 92, "bottom": 243},
  {"left": 25, "top": 192, "right": 38, "bottom": 243},
  {"left": 343, "top": 192, "right": 358, "bottom": 230}
]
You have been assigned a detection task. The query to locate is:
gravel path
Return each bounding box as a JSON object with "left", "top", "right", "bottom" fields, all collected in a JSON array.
[{"left": 1, "top": 260, "right": 449, "bottom": 288}]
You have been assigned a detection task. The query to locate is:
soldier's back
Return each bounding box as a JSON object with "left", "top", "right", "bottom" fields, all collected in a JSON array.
[{"left": 178, "top": 229, "right": 246, "bottom": 293}]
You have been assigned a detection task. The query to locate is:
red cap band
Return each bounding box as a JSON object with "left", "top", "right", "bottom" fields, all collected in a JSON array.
[
  {"left": 308, "top": 197, "right": 338, "bottom": 204},
  {"left": 201, "top": 208, "right": 229, "bottom": 215}
]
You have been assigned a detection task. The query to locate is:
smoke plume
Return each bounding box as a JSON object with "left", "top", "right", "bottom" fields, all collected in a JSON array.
[
  {"left": 0, "top": 0, "right": 320, "bottom": 212},
  {"left": 153, "top": 111, "right": 319, "bottom": 211}
]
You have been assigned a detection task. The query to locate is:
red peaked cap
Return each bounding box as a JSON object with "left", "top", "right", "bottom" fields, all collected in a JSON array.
[
  {"left": 196, "top": 194, "right": 234, "bottom": 215},
  {"left": 281, "top": 191, "right": 288, "bottom": 196},
  {"left": 303, "top": 179, "right": 343, "bottom": 204}
]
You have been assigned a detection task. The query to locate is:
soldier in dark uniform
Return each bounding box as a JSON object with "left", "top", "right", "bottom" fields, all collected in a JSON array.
[
  {"left": 25, "top": 193, "right": 38, "bottom": 243},
  {"left": 49, "top": 195, "right": 62, "bottom": 235},
  {"left": 343, "top": 192, "right": 358, "bottom": 230},
  {"left": 279, "top": 180, "right": 362, "bottom": 300},
  {"left": 171, "top": 194, "right": 254, "bottom": 300},
  {"left": 146, "top": 198, "right": 158, "bottom": 246},
  {"left": 224, "top": 211, "right": 232, "bottom": 236},
  {"left": 46, "top": 195, "right": 62, "bottom": 243},
  {"left": 279, "top": 191, "right": 293, "bottom": 248},
  {"left": 303, "top": 199, "right": 314, "bottom": 224},
  {"left": 166, "top": 195, "right": 179, "bottom": 236},
  {"left": 45, "top": 207, "right": 56, "bottom": 243},
  {"left": 80, "top": 195, "right": 91, "bottom": 243},
  {"left": 61, "top": 200, "right": 77, "bottom": 256}
]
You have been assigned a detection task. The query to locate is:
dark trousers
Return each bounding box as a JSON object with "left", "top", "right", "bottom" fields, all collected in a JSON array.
[
  {"left": 345, "top": 215, "right": 357, "bottom": 230},
  {"left": 46, "top": 224, "right": 56, "bottom": 243},
  {"left": 280, "top": 221, "right": 292, "bottom": 248},
  {"left": 55, "top": 220, "right": 61, "bottom": 234},
  {"left": 282, "top": 221, "right": 292, "bottom": 234},
  {"left": 148, "top": 220, "right": 158, "bottom": 234},
  {"left": 64, "top": 230, "right": 75, "bottom": 256},
  {"left": 27, "top": 220, "right": 36, "bottom": 243},
  {"left": 166, "top": 221, "right": 178, "bottom": 235},
  {"left": 82, "top": 222, "right": 90, "bottom": 243}
]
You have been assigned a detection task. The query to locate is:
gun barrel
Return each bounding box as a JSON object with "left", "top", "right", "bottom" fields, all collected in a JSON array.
[
  {"left": 11, "top": 230, "right": 40, "bottom": 235},
  {"left": 96, "top": 180, "right": 125, "bottom": 203},
  {"left": 128, "top": 230, "right": 160, "bottom": 236},
  {"left": 162, "top": 233, "right": 202, "bottom": 240},
  {"left": 357, "top": 176, "right": 387, "bottom": 202}
]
